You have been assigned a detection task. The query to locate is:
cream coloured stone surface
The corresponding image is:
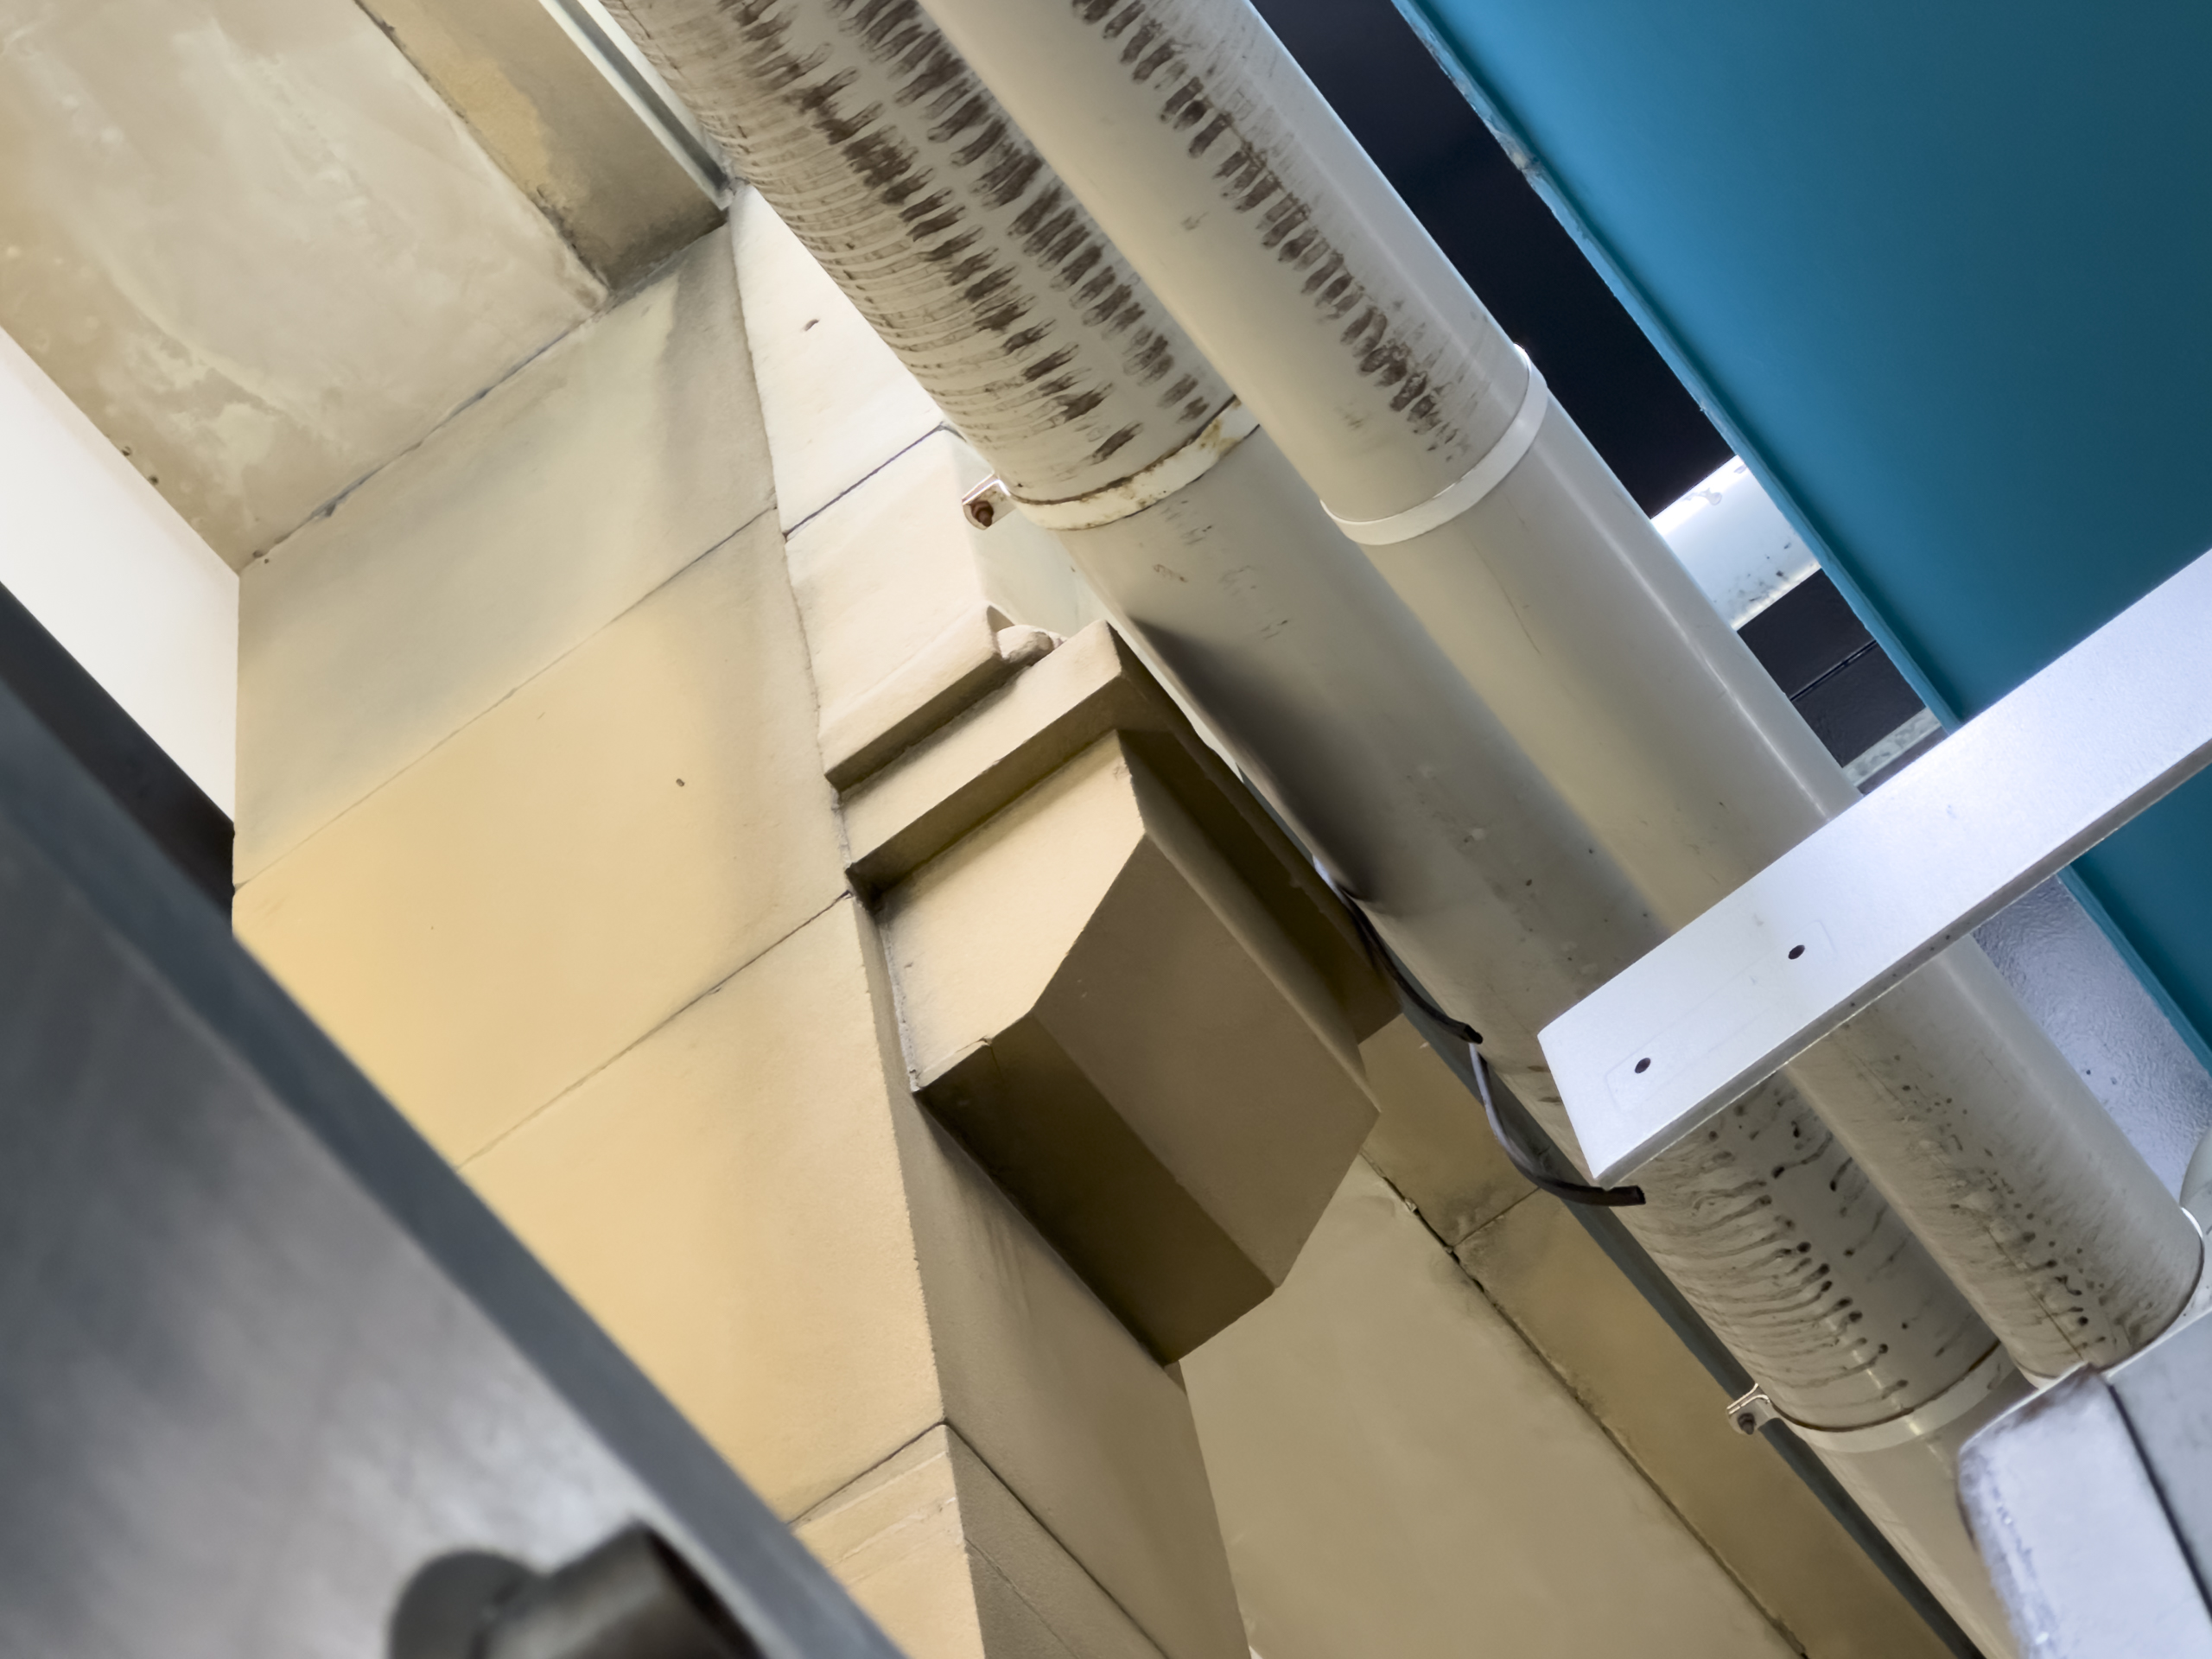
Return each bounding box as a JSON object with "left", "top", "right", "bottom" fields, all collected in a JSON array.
[
  {"left": 887, "top": 734, "right": 1364, "bottom": 1092},
  {"left": 888, "top": 1102, "right": 1249, "bottom": 1659},
  {"left": 458, "top": 870, "right": 1244, "bottom": 1657},
  {"left": 235, "top": 518, "right": 843, "bottom": 1162},
  {"left": 795, "top": 1427, "right": 1164, "bottom": 1659},
  {"left": 1457, "top": 1194, "right": 1953, "bottom": 1659},
  {"left": 787, "top": 429, "right": 1092, "bottom": 729},
  {"left": 839, "top": 625, "right": 1391, "bottom": 1051},
  {"left": 238, "top": 228, "right": 770, "bottom": 880},
  {"left": 886, "top": 737, "right": 1134, "bottom": 1077},
  {"left": 881, "top": 733, "right": 1374, "bottom": 1358},
  {"left": 0, "top": 0, "right": 599, "bottom": 565},
  {"left": 817, "top": 604, "right": 1019, "bottom": 791},
  {"left": 799, "top": 1431, "right": 986, "bottom": 1659},
  {"left": 842, "top": 893, "right": 1245, "bottom": 1659},
  {"left": 728, "top": 189, "right": 946, "bottom": 531},
  {"left": 840, "top": 621, "right": 1151, "bottom": 891},
  {"left": 1181, "top": 1159, "right": 1799, "bottom": 1659},
  {"left": 465, "top": 899, "right": 940, "bottom": 1522},
  {"left": 1359, "top": 1018, "right": 1531, "bottom": 1249}
]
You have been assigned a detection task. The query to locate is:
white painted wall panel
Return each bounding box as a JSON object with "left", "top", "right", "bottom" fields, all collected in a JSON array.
[{"left": 0, "top": 326, "right": 235, "bottom": 812}]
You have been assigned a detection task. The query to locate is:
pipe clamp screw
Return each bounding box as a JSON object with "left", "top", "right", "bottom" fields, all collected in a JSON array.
[
  {"left": 962, "top": 476, "right": 1012, "bottom": 531},
  {"left": 1728, "top": 1382, "right": 1781, "bottom": 1435}
]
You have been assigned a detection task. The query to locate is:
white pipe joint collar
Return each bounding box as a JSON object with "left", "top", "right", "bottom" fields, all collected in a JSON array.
[
  {"left": 1325, "top": 349, "right": 1549, "bottom": 547},
  {"left": 1739, "top": 1216, "right": 2212, "bottom": 1451},
  {"left": 968, "top": 400, "right": 1261, "bottom": 533},
  {"left": 1729, "top": 1341, "right": 2019, "bottom": 1455}
]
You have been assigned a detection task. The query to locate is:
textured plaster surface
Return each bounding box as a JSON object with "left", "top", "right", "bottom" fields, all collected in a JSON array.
[{"left": 0, "top": 0, "right": 599, "bottom": 566}]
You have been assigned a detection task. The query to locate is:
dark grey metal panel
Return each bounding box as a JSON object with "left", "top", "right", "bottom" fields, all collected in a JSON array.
[{"left": 0, "top": 682, "right": 897, "bottom": 1658}]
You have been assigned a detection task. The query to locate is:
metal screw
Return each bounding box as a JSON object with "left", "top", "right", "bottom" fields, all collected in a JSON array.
[
  {"left": 962, "top": 475, "right": 1012, "bottom": 531},
  {"left": 1726, "top": 1382, "right": 1782, "bottom": 1436}
]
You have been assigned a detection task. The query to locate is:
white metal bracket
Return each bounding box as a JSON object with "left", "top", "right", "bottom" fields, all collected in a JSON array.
[{"left": 1541, "top": 545, "right": 2212, "bottom": 1186}]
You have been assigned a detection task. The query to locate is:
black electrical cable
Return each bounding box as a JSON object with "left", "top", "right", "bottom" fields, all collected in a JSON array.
[
  {"left": 1314, "top": 865, "right": 1645, "bottom": 1208},
  {"left": 1466, "top": 1034, "right": 1646, "bottom": 1208}
]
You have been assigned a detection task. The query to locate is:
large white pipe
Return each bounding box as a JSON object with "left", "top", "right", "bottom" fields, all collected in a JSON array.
[
  {"left": 1071, "top": 434, "right": 2022, "bottom": 1652},
  {"left": 593, "top": 0, "right": 1984, "bottom": 1416},
  {"left": 1064, "top": 428, "right": 2000, "bottom": 1435},
  {"left": 596, "top": 0, "right": 2018, "bottom": 1640},
  {"left": 908, "top": 0, "right": 2197, "bottom": 1387}
]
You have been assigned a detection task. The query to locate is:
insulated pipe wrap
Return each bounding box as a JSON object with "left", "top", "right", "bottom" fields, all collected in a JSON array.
[
  {"left": 1418, "top": 408, "right": 2201, "bottom": 1372},
  {"left": 604, "top": 0, "right": 1996, "bottom": 1428},
  {"left": 913, "top": 0, "right": 2200, "bottom": 1378},
  {"left": 1067, "top": 433, "right": 1991, "bottom": 1430},
  {"left": 598, "top": 0, "right": 1232, "bottom": 504},
  {"left": 902, "top": 0, "right": 1528, "bottom": 519}
]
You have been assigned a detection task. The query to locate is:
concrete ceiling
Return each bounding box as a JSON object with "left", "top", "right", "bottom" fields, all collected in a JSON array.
[{"left": 0, "top": 0, "right": 717, "bottom": 569}]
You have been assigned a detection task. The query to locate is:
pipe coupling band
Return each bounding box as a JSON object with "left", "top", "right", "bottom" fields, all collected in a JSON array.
[
  {"left": 1012, "top": 400, "right": 1260, "bottom": 531},
  {"left": 1732, "top": 1342, "right": 2018, "bottom": 1455},
  {"left": 1325, "top": 349, "right": 1549, "bottom": 547}
]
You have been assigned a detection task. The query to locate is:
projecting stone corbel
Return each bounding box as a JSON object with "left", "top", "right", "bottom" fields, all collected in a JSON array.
[{"left": 863, "top": 626, "right": 1388, "bottom": 1360}]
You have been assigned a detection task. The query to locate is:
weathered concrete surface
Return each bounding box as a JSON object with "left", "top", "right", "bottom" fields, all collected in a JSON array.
[
  {"left": 356, "top": 0, "right": 720, "bottom": 289},
  {"left": 0, "top": 0, "right": 599, "bottom": 566}
]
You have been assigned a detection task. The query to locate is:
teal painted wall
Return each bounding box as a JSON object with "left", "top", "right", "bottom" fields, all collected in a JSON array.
[{"left": 1402, "top": 0, "right": 2212, "bottom": 1056}]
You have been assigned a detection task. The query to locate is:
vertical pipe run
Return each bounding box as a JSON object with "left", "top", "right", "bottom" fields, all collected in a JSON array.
[{"left": 906, "top": 0, "right": 2200, "bottom": 1382}]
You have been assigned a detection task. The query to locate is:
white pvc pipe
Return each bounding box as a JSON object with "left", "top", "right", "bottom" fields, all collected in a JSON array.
[
  {"left": 1064, "top": 426, "right": 1993, "bottom": 1433},
  {"left": 601, "top": 0, "right": 2025, "bottom": 1631},
  {"left": 1071, "top": 429, "right": 2019, "bottom": 1651},
  {"left": 1816, "top": 1363, "right": 2035, "bottom": 1657},
  {"left": 1411, "top": 399, "right": 2195, "bottom": 1372},
  {"left": 911, "top": 0, "right": 2198, "bottom": 1383}
]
